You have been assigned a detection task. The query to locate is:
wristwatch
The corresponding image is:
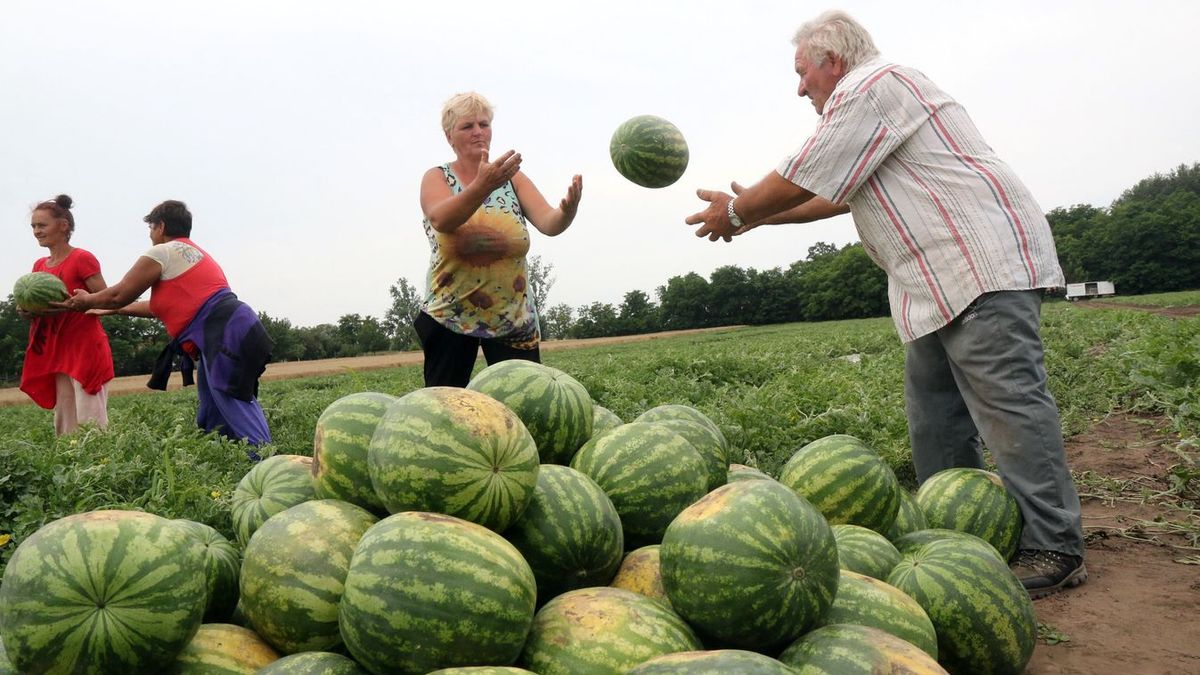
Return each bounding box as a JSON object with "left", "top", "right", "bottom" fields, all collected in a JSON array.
[{"left": 727, "top": 197, "right": 746, "bottom": 230}]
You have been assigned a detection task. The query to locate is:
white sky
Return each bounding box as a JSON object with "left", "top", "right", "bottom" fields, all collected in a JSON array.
[{"left": 3, "top": 1, "right": 1198, "bottom": 327}]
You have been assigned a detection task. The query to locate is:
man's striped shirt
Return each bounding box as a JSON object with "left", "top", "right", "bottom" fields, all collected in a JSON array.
[{"left": 778, "top": 58, "right": 1064, "bottom": 342}]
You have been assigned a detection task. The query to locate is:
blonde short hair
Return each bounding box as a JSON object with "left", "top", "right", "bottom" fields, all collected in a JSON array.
[
  {"left": 792, "top": 10, "right": 880, "bottom": 71},
  {"left": 440, "top": 92, "right": 494, "bottom": 137}
]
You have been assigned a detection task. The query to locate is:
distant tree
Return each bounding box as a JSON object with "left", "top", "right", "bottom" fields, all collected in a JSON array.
[
  {"left": 383, "top": 277, "right": 422, "bottom": 351},
  {"left": 335, "top": 314, "right": 389, "bottom": 356},
  {"left": 100, "top": 315, "right": 169, "bottom": 376},
  {"left": 527, "top": 255, "right": 555, "bottom": 337},
  {"left": 707, "top": 265, "right": 753, "bottom": 327},
  {"left": 1112, "top": 163, "right": 1200, "bottom": 207},
  {"left": 0, "top": 297, "right": 27, "bottom": 386},
  {"left": 657, "top": 272, "right": 712, "bottom": 330},
  {"left": 542, "top": 302, "right": 574, "bottom": 340},
  {"left": 297, "top": 324, "right": 339, "bottom": 360},
  {"left": 571, "top": 302, "right": 620, "bottom": 338},
  {"left": 618, "top": 289, "right": 660, "bottom": 335},
  {"left": 257, "top": 312, "right": 304, "bottom": 362},
  {"left": 1047, "top": 204, "right": 1110, "bottom": 283}
]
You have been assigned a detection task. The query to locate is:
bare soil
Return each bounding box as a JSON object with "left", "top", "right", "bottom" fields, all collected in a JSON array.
[
  {"left": 1027, "top": 413, "right": 1200, "bottom": 674},
  {"left": 1072, "top": 300, "right": 1200, "bottom": 318}
]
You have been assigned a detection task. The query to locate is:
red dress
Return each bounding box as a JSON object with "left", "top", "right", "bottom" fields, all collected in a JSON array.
[{"left": 19, "top": 249, "right": 116, "bottom": 409}]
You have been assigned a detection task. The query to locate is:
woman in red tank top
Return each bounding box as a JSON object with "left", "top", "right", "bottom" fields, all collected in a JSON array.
[{"left": 19, "top": 195, "right": 115, "bottom": 435}]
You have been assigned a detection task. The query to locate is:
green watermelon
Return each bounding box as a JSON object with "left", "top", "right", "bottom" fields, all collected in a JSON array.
[
  {"left": 173, "top": 519, "right": 242, "bottom": 622},
  {"left": 0, "top": 639, "right": 13, "bottom": 675},
  {"left": 778, "top": 434, "right": 901, "bottom": 534},
  {"left": 609, "top": 115, "right": 690, "bottom": 189},
  {"left": 634, "top": 404, "right": 728, "bottom": 457},
  {"left": 916, "top": 468, "right": 1023, "bottom": 561},
  {"left": 231, "top": 454, "right": 316, "bottom": 546},
  {"left": 312, "top": 391, "right": 397, "bottom": 514},
  {"left": 831, "top": 523, "right": 902, "bottom": 581},
  {"left": 467, "top": 360, "right": 594, "bottom": 465},
  {"left": 427, "top": 669, "right": 537, "bottom": 675},
  {"left": 887, "top": 538, "right": 1037, "bottom": 675},
  {"left": 239, "top": 500, "right": 378, "bottom": 654},
  {"left": 424, "top": 662, "right": 532, "bottom": 667},
  {"left": 779, "top": 624, "right": 949, "bottom": 674},
  {"left": 660, "top": 480, "right": 840, "bottom": 650},
  {"left": 165, "top": 623, "right": 280, "bottom": 674},
  {"left": 725, "top": 463, "right": 772, "bottom": 483},
  {"left": 819, "top": 570, "right": 938, "bottom": 659},
  {"left": 886, "top": 489, "right": 928, "bottom": 541},
  {"left": 629, "top": 649, "right": 796, "bottom": 674},
  {"left": 0, "top": 510, "right": 207, "bottom": 675},
  {"left": 610, "top": 545, "right": 671, "bottom": 609},
  {"left": 504, "top": 465, "right": 624, "bottom": 604},
  {"left": 518, "top": 587, "right": 701, "bottom": 675},
  {"left": 569, "top": 422, "right": 708, "bottom": 548},
  {"left": 592, "top": 403, "right": 624, "bottom": 438},
  {"left": 640, "top": 418, "right": 728, "bottom": 490},
  {"left": 892, "top": 528, "right": 1006, "bottom": 563},
  {"left": 12, "top": 271, "right": 68, "bottom": 311},
  {"left": 339, "top": 512, "right": 537, "bottom": 675},
  {"left": 368, "top": 386, "right": 539, "bottom": 531},
  {"left": 256, "top": 651, "right": 368, "bottom": 675}
]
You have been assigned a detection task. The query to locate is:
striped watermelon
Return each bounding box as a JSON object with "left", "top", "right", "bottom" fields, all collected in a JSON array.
[
  {"left": 887, "top": 538, "right": 1037, "bottom": 675},
  {"left": 893, "top": 528, "right": 1006, "bottom": 563},
  {"left": 256, "top": 651, "right": 368, "bottom": 674},
  {"left": 173, "top": 519, "right": 242, "bottom": 622},
  {"left": 467, "top": 360, "right": 594, "bottom": 464},
  {"left": 916, "top": 468, "right": 1023, "bottom": 561},
  {"left": 634, "top": 404, "right": 728, "bottom": 458},
  {"left": 831, "top": 523, "right": 901, "bottom": 581},
  {"left": 640, "top": 418, "right": 728, "bottom": 490},
  {"left": 0, "top": 510, "right": 207, "bottom": 675},
  {"left": 819, "top": 570, "right": 938, "bottom": 659},
  {"left": 609, "top": 115, "right": 690, "bottom": 188},
  {"left": 312, "top": 391, "right": 396, "bottom": 514},
  {"left": 424, "top": 662, "right": 532, "bottom": 667},
  {"left": 629, "top": 649, "right": 795, "bottom": 674},
  {"left": 726, "top": 463, "right": 772, "bottom": 483},
  {"left": 610, "top": 545, "right": 672, "bottom": 609},
  {"left": 0, "top": 639, "right": 12, "bottom": 675},
  {"left": 428, "top": 669, "right": 537, "bottom": 675},
  {"left": 165, "top": 623, "right": 280, "bottom": 674},
  {"left": 240, "top": 500, "right": 378, "bottom": 654},
  {"left": 659, "top": 480, "right": 840, "bottom": 650},
  {"left": 778, "top": 624, "right": 948, "bottom": 674},
  {"left": 778, "top": 434, "right": 901, "bottom": 534},
  {"left": 886, "top": 489, "right": 928, "bottom": 541},
  {"left": 504, "top": 465, "right": 624, "bottom": 604},
  {"left": 231, "top": 454, "right": 316, "bottom": 546},
  {"left": 368, "top": 386, "right": 539, "bottom": 531},
  {"left": 12, "top": 271, "right": 68, "bottom": 311},
  {"left": 519, "top": 587, "right": 701, "bottom": 675},
  {"left": 569, "top": 422, "right": 708, "bottom": 548},
  {"left": 592, "top": 403, "right": 624, "bottom": 438},
  {"left": 339, "top": 512, "right": 537, "bottom": 675}
]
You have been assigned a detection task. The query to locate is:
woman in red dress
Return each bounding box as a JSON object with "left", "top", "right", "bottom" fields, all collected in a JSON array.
[{"left": 19, "top": 195, "right": 115, "bottom": 434}]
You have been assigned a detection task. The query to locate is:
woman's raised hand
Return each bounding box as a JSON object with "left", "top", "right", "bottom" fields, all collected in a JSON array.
[
  {"left": 477, "top": 149, "right": 522, "bottom": 191},
  {"left": 560, "top": 174, "right": 583, "bottom": 219}
]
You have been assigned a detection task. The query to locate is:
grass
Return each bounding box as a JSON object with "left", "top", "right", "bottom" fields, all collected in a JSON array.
[{"left": 2, "top": 292, "right": 1198, "bottom": 575}]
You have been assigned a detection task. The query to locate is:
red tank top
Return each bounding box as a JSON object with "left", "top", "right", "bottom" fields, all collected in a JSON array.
[
  {"left": 148, "top": 238, "right": 230, "bottom": 337},
  {"left": 20, "top": 248, "right": 115, "bottom": 408}
]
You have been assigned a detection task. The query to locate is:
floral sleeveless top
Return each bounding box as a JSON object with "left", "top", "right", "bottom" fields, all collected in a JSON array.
[{"left": 421, "top": 164, "right": 540, "bottom": 349}]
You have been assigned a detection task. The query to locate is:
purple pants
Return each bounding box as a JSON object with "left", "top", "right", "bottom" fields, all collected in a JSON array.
[{"left": 179, "top": 292, "right": 272, "bottom": 447}]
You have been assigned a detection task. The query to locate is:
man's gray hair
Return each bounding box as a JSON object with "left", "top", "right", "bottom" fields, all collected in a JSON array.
[{"left": 792, "top": 10, "right": 880, "bottom": 71}]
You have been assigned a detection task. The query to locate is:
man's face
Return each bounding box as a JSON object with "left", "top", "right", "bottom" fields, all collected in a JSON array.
[{"left": 795, "top": 44, "right": 846, "bottom": 115}]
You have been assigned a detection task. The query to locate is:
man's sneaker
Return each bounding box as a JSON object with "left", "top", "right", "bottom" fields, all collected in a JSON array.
[{"left": 1010, "top": 549, "right": 1088, "bottom": 599}]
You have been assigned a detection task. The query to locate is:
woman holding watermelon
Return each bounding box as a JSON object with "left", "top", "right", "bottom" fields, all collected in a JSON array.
[
  {"left": 19, "top": 194, "right": 114, "bottom": 435},
  {"left": 415, "top": 91, "right": 583, "bottom": 387},
  {"left": 59, "top": 199, "right": 272, "bottom": 449}
]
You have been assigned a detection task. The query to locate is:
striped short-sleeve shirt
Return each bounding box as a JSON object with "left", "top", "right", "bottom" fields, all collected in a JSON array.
[{"left": 777, "top": 58, "right": 1064, "bottom": 342}]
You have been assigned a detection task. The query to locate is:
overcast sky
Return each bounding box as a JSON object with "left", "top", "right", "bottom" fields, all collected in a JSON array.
[{"left": 3, "top": 1, "right": 1198, "bottom": 327}]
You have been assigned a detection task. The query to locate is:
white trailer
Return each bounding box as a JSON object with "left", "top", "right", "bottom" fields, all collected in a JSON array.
[{"left": 1065, "top": 281, "right": 1115, "bottom": 301}]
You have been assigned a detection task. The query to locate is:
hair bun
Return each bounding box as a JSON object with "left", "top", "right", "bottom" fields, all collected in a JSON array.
[{"left": 53, "top": 194, "right": 74, "bottom": 210}]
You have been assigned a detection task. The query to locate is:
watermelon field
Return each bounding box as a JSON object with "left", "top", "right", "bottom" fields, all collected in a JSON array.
[{"left": 0, "top": 291, "right": 1197, "bottom": 673}]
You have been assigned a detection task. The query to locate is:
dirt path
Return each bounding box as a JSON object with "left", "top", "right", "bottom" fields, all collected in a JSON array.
[
  {"left": 1027, "top": 413, "right": 1200, "bottom": 673},
  {"left": 1070, "top": 301, "right": 1200, "bottom": 318},
  {"left": 0, "top": 326, "right": 742, "bottom": 408}
]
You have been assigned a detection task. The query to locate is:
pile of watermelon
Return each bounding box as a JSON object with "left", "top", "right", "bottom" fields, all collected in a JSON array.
[{"left": 0, "top": 359, "right": 1038, "bottom": 675}]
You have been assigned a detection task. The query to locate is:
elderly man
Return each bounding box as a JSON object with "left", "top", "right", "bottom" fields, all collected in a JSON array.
[{"left": 687, "top": 10, "right": 1085, "bottom": 598}]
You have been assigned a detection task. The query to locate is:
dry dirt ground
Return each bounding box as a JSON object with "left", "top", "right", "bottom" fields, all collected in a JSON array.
[{"left": 3, "top": 311, "right": 1198, "bottom": 672}]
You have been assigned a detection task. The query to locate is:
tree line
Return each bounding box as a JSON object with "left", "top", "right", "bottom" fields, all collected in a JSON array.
[{"left": 1, "top": 163, "right": 1197, "bottom": 386}]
